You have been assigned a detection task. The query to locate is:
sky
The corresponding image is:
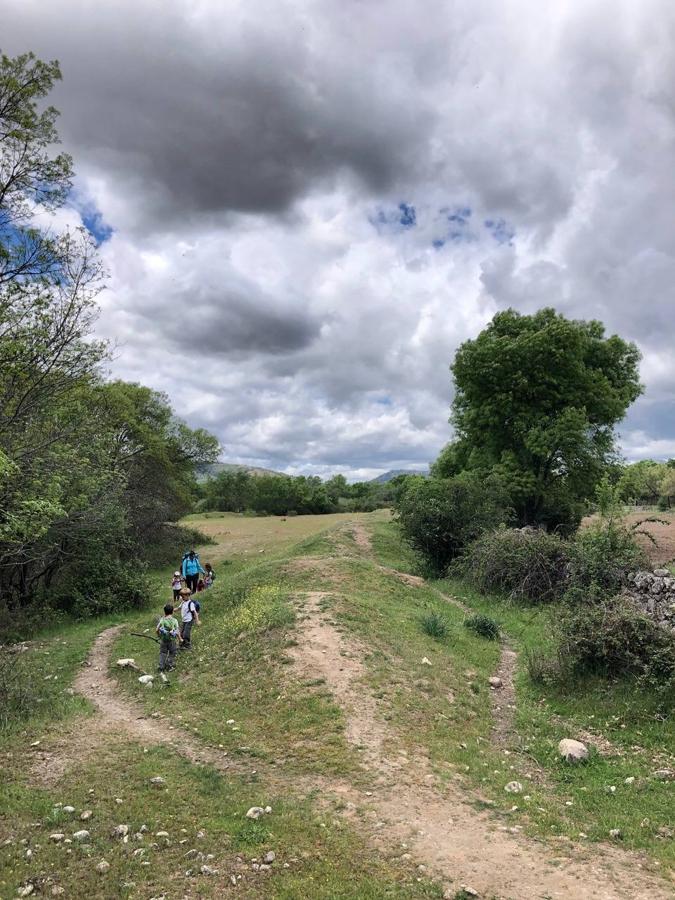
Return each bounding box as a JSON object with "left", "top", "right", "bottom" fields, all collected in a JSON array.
[{"left": 5, "top": 0, "right": 675, "bottom": 479}]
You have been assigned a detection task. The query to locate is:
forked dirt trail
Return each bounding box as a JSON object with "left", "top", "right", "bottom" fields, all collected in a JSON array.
[
  {"left": 32, "top": 626, "right": 247, "bottom": 787},
  {"left": 292, "top": 562, "right": 673, "bottom": 898}
]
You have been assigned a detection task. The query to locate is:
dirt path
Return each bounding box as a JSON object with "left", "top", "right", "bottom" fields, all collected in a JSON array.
[
  {"left": 290, "top": 589, "right": 673, "bottom": 900},
  {"left": 31, "top": 626, "right": 250, "bottom": 787}
]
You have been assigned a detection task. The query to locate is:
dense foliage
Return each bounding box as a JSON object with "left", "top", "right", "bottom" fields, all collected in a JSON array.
[
  {"left": 435, "top": 308, "right": 642, "bottom": 531},
  {"left": 394, "top": 473, "right": 511, "bottom": 574},
  {"left": 454, "top": 527, "right": 570, "bottom": 604},
  {"left": 197, "top": 469, "right": 402, "bottom": 516},
  {"left": 0, "top": 52, "right": 218, "bottom": 631}
]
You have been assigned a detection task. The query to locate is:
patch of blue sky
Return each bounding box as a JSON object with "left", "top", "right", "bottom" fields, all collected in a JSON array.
[
  {"left": 80, "top": 207, "right": 113, "bottom": 245},
  {"left": 370, "top": 202, "right": 417, "bottom": 234},
  {"left": 432, "top": 204, "right": 475, "bottom": 249},
  {"left": 484, "top": 217, "right": 515, "bottom": 245}
]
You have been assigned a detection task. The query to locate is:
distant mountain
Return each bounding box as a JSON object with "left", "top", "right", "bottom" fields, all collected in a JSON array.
[
  {"left": 370, "top": 469, "right": 428, "bottom": 484},
  {"left": 195, "top": 462, "right": 283, "bottom": 483}
]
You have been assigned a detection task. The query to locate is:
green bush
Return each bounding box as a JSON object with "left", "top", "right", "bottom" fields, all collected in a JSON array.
[
  {"left": 464, "top": 613, "right": 500, "bottom": 640},
  {"left": 557, "top": 598, "right": 675, "bottom": 698},
  {"left": 394, "top": 473, "right": 511, "bottom": 575},
  {"left": 0, "top": 652, "right": 39, "bottom": 729},
  {"left": 657, "top": 495, "right": 670, "bottom": 512},
  {"left": 455, "top": 527, "right": 570, "bottom": 604},
  {"left": 420, "top": 611, "right": 449, "bottom": 639},
  {"left": 565, "top": 520, "right": 648, "bottom": 604}
]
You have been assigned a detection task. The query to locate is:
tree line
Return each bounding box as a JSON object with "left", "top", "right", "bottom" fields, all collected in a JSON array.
[
  {"left": 196, "top": 470, "right": 400, "bottom": 516},
  {"left": 0, "top": 52, "right": 219, "bottom": 631}
]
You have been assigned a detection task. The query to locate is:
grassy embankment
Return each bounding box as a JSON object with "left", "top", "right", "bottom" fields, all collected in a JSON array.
[{"left": 0, "top": 510, "right": 672, "bottom": 899}]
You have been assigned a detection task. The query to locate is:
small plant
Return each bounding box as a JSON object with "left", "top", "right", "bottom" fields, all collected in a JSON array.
[
  {"left": 464, "top": 613, "right": 500, "bottom": 641},
  {"left": 524, "top": 647, "right": 562, "bottom": 685},
  {"left": 420, "top": 611, "right": 449, "bottom": 639}
]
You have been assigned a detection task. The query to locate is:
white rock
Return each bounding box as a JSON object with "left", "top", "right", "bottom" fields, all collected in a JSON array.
[
  {"left": 504, "top": 781, "right": 523, "bottom": 794},
  {"left": 138, "top": 675, "right": 154, "bottom": 687},
  {"left": 488, "top": 676, "right": 503, "bottom": 688},
  {"left": 624, "top": 777, "right": 635, "bottom": 785},
  {"left": 80, "top": 810, "right": 92, "bottom": 821},
  {"left": 200, "top": 864, "right": 218, "bottom": 875},
  {"left": 264, "top": 806, "right": 272, "bottom": 814},
  {"left": 116, "top": 658, "right": 137, "bottom": 668},
  {"left": 62, "top": 806, "right": 75, "bottom": 814},
  {"left": 609, "top": 828, "right": 622, "bottom": 839},
  {"left": 246, "top": 807, "right": 265, "bottom": 820},
  {"left": 49, "top": 833, "right": 65, "bottom": 842},
  {"left": 652, "top": 768, "right": 674, "bottom": 781},
  {"left": 17, "top": 886, "right": 35, "bottom": 897},
  {"left": 558, "top": 739, "right": 589, "bottom": 763},
  {"left": 421, "top": 657, "right": 432, "bottom": 666},
  {"left": 156, "top": 831, "right": 169, "bottom": 838},
  {"left": 150, "top": 777, "right": 165, "bottom": 785},
  {"left": 51, "top": 889, "right": 65, "bottom": 897},
  {"left": 112, "top": 824, "right": 129, "bottom": 839},
  {"left": 72, "top": 830, "right": 90, "bottom": 842},
  {"left": 96, "top": 859, "right": 110, "bottom": 874},
  {"left": 263, "top": 850, "right": 276, "bottom": 864}
]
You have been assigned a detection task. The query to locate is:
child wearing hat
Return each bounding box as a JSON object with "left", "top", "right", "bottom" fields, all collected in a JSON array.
[
  {"left": 178, "top": 587, "right": 200, "bottom": 650},
  {"left": 171, "top": 571, "right": 183, "bottom": 601}
]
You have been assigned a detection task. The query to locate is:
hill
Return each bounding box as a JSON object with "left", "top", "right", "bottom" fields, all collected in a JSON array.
[
  {"left": 370, "top": 468, "right": 428, "bottom": 484},
  {"left": 195, "top": 461, "right": 283, "bottom": 482},
  {"left": 5, "top": 512, "right": 672, "bottom": 898}
]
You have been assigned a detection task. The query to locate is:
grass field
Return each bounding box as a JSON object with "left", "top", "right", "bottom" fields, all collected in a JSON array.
[{"left": 0, "top": 510, "right": 672, "bottom": 899}]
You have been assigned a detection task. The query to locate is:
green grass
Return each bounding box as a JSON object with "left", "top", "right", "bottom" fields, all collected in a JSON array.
[{"left": 0, "top": 739, "right": 442, "bottom": 899}]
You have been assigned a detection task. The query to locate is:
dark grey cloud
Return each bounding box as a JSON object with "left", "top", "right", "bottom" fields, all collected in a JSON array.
[{"left": 4, "top": 0, "right": 675, "bottom": 475}]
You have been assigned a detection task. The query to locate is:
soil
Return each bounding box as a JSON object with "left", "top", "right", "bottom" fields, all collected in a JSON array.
[
  {"left": 584, "top": 511, "right": 675, "bottom": 566},
  {"left": 290, "top": 590, "right": 673, "bottom": 899}
]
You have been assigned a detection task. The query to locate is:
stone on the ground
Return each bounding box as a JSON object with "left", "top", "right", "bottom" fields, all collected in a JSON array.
[
  {"left": 80, "top": 810, "right": 92, "bottom": 821},
  {"left": 488, "top": 676, "right": 503, "bottom": 688},
  {"left": 264, "top": 806, "right": 272, "bottom": 814},
  {"left": 138, "top": 674, "right": 154, "bottom": 687},
  {"left": 17, "top": 885, "right": 34, "bottom": 897},
  {"left": 609, "top": 829, "right": 622, "bottom": 839},
  {"left": 653, "top": 568, "right": 670, "bottom": 577},
  {"left": 263, "top": 850, "right": 276, "bottom": 864},
  {"left": 504, "top": 781, "right": 523, "bottom": 794},
  {"left": 149, "top": 777, "right": 165, "bottom": 786},
  {"left": 49, "top": 833, "right": 65, "bottom": 842},
  {"left": 156, "top": 831, "right": 169, "bottom": 839},
  {"left": 95, "top": 860, "right": 110, "bottom": 874},
  {"left": 116, "top": 658, "right": 137, "bottom": 669},
  {"left": 246, "top": 807, "right": 265, "bottom": 820},
  {"left": 558, "top": 739, "right": 589, "bottom": 763},
  {"left": 51, "top": 888, "right": 65, "bottom": 896},
  {"left": 652, "top": 768, "right": 674, "bottom": 781},
  {"left": 62, "top": 806, "right": 75, "bottom": 814},
  {"left": 112, "top": 824, "right": 129, "bottom": 839},
  {"left": 421, "top": 657, "right": 432, "bottom": 666},
  {"left": 72, "top": 830, "right": 90, "bottom": 842},
  {"left": 200, "top": 864, "right": 217, "bottom": 876},
  {"left": 624, "top": 777, "right": 635, "bottom": 785}
]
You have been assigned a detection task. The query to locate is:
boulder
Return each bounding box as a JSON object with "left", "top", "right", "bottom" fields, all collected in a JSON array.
[
  {"left": 138, "top": 675, "right": 154, "bottom": 686},
  {"left": 558, "top": 739, "right": 589, "bottom": 763},
  {"left": 72, "top": 830, "right": 90, "bottom": 842},
  {"left": 246, "top": 807, "right": 265, "bottom": 820}
]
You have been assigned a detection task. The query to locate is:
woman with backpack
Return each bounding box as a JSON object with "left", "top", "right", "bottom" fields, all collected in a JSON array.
[{"left": 181, "top": 549, "right": 205, "bottom": 594}]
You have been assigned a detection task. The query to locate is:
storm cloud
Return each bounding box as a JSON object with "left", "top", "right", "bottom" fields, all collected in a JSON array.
[{"left": 4, "top": 0, "right": 675, "bottom": 476}]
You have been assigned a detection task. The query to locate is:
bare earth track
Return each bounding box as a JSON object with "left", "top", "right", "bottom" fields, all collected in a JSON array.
[{"left": 35, "top": 522, "right": 674, "bottom": 899}]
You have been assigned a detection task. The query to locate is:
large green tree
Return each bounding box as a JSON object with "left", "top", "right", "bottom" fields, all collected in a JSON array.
[{"left": 438, "top": 308, "right": 642, "bottom": 530}]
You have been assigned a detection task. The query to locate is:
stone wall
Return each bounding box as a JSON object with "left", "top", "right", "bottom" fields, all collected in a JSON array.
[{"left": 624, "top": 569, "right": 675, "bottom": 631}]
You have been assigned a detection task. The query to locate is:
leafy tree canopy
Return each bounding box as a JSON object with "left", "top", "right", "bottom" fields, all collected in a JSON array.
[{"left": 439, "top": 308, "right": 642, "bottom": 530}]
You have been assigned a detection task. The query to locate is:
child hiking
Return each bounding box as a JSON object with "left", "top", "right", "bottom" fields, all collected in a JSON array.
[
  {"left": 171, "top": 571, "right": 182, "bottom": 600},
  {"left": 204, "top": 562, "right": 216, "bottom": 588},
  {"left": 181, "top": 549, "right": 205, "bottom": 594},
  {"left": 157, "top": 603, "right": 181, "bottom": 671},
  {"left": 178, "top": 587, "right": 200, "bottom": 650}
]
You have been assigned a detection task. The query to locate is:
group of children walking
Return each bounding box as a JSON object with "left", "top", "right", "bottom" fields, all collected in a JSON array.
[{"left": 155, "top": 550, "right": 216, "bottom": 673}]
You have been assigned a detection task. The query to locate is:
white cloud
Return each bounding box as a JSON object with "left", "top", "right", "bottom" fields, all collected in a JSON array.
[{"left": 4, "top": 0, "right": 675, "bottom": 475}]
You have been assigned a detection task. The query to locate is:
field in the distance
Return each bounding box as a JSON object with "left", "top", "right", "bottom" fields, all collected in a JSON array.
[
  {"left": 183, "top": 509, "right": 391, "bottom": 563},
  {"left": 584, "top": 508, "right": 675, "bottom": 566}
]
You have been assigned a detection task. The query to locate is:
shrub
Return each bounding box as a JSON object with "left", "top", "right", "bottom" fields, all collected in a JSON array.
[
  {"left": 455, "top": 527, "right": 570, "bottom": 604},
  {"left": 524, "top": 647, "right": 562, "bottom": 685},
  {"left": 565, "top": 520, "right": 648, "bottom": 604},
  {"left": 464, "top": 614, "right": 500, "bottom": 641},
  {"left": 420, "top": 611, "right": 449, "bottom": 639},
  {"left": 394, "top": 473, "right": 511, "bottom": 575},
  {"left": 557, "top": 597, "right": 675, "bottom": 696},
  {"left": 0, "top": 652, "right": 38, "bottom": 729}
]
